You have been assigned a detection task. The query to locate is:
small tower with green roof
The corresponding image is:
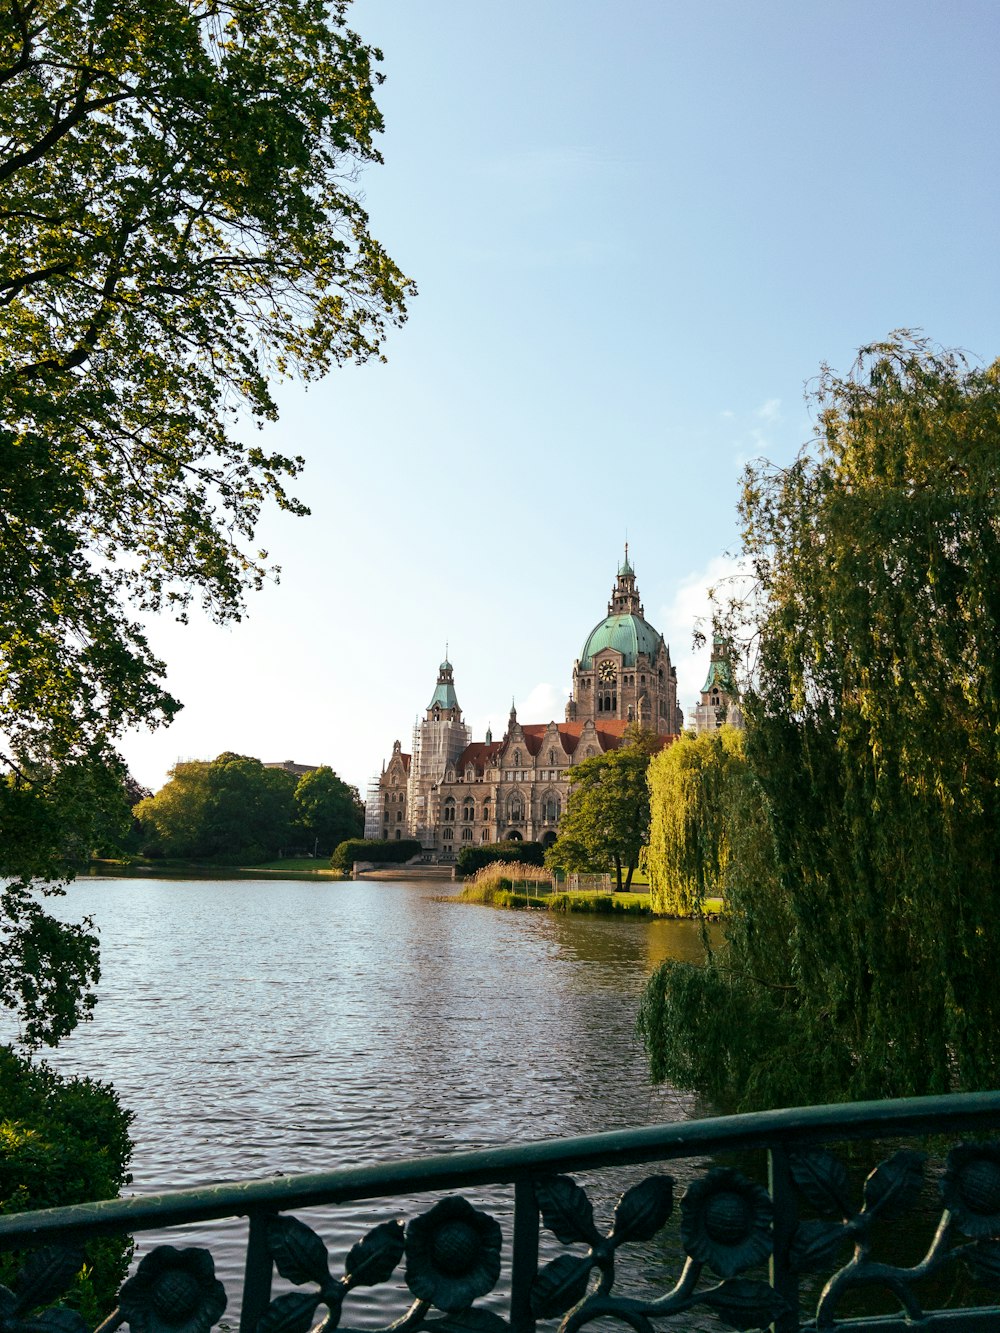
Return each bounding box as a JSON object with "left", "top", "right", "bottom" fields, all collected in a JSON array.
[
  {"left": 694, "top": 634, "right": 743, "bottom": 733},
  {"left": 406, "top": 653, "right": 472, "bottom": 852}
]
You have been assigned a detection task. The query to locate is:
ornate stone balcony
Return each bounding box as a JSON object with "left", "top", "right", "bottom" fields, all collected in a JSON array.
[{"left": 3, "top": 1094, "right": 1000, "bottom": 1333}]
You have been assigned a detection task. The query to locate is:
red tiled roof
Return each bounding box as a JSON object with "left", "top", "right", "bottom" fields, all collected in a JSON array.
[
  {"left": 456, "top": 741, "right": 504, "bottom": 775},
  {"left": 456, "top": 725, "right": 675, "bottom": 774},
  {"left": 517, "top": 721, "right": 675, "bottom": 755}
]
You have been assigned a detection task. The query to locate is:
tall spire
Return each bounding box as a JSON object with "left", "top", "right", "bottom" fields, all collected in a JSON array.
[{"left": 609, "top": 548, "right": 643, "bottom": 616}]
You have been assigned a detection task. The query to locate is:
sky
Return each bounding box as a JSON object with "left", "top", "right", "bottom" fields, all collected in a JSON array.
[{"left": 117, "top": 0, "right": 1000, "bottom": 798}]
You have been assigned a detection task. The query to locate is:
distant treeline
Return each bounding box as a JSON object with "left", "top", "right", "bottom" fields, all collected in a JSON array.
[{"left": 135, "top": 753, "right": 363, "bottom": 863}]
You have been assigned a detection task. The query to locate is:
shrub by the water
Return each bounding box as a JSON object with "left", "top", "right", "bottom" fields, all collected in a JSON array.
[
  {"left": 330, "top": 838, "right": 422, "bottom": 872},
  {"left": 457, "top": 860, "right": 552, "bottom": 903},
  {"left": 454, "top": 841, "right": 545, "bottom": 876},
  {"left": 0, "top": 1046, "right": 134, "bottom": 1322}
]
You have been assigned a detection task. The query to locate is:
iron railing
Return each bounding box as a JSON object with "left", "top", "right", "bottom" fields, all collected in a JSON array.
[{"left": 3, "top": 1092, "right": 1000, "bottom": 1333}]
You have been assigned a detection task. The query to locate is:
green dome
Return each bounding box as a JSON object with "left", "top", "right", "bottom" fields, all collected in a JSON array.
[{"left": 579, "top": 613, "right": 662, "bottom": 669}]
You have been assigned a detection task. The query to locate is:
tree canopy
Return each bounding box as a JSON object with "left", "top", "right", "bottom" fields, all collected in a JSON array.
[
  {"left": 2, "top": 0, "right": 411, "bottom": 778},
  {"left": 1, "top": 0, "right": 410, "bottom": 1041},
  {"left": 293, "top": 765, "right": 364, "bottom": 856},
  {"left": 639, "top": 334, "right": 1000, "bottom": 1110},
  {"left": 134, "top": 754, "right": 361, "bottom": 862},
  {"left": 546, "top": 729, "right": 660, "bottom": 891}
]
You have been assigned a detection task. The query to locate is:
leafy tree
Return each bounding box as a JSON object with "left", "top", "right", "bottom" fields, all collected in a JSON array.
[
  {"left": 640, "top": 334, "right": 1000, "bottom": 1110},
  {"left": 547, "top": 730, "right": 659, "bottom": 892},
  {"left": 293, "top": 766, "right": 363, "bottom": 855},
  {"left": 645, "top": 727, "right": 752, "bottom": 916},
  {"left": 0, "top": 758, "right": 142, "bottom": 1047},
  {"left": 134, "top": 753, "right": 297, "bottom": 861},
  {"left": 1, "top": 0, "right": 410, "bottom": 1038}
]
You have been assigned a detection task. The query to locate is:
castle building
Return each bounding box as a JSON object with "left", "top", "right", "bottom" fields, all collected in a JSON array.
[{"left": 369, "top": 553, "right": 683, "bottom": 861}]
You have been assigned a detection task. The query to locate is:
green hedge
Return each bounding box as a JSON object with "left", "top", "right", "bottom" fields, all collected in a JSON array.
[
  {"left": 454, "top": 841, "right": 545, "bottom": 876},
  {"left": 330, "top": 838, "right": 422, "bottom": 872},
  {"left": 0, "top": 1046, "right": 134, "bottom": 1322}
]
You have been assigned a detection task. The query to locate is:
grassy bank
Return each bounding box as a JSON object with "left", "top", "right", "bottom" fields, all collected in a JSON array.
[
  {"left": 86, "top": 857, "right": 346, "bottom": 882},
  {"left": 453, "top": 861, "right": 653, "bottom": 915}
]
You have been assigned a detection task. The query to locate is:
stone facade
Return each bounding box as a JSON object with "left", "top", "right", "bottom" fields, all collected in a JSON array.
[{"left": 373, "top": 554, "right": 682, "bottom": 861}]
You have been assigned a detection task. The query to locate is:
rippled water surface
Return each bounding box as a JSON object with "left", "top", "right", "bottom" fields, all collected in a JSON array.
[{"left": 21, "top": 877, "right": 718, "bottom": 1326}]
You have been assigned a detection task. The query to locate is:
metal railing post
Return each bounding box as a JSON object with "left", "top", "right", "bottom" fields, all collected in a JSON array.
[
  {"left": 768, "top": 1144, "right": 800, "bottom": 1333},
  {"left": 239, "top": 1208, "right": 274, "bottom": 1333},
  {"left": 509, "top": 1178, "right": 539, "bottom": 1333}
]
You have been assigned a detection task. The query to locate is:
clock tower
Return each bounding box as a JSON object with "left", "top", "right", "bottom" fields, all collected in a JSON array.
[{"left": 565, "top": 549, "right": 682, "bottom": 735}]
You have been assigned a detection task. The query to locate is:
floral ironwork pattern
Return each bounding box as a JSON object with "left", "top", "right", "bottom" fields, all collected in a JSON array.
[
  {"left": 257, "top": 1196, "right": 506, "bottom": 1333},
  {"left": 786, "top": 1139, "right": 1000, "bottom": 1327},
  {"left": 117, "top": 1247, "right": 226, "bottom": 1333},
  {"left": 529, "top": 1170, "right": 786, "bottom": 1333},
  {"left": 0, "top": 1244, "right": 226, "bottom": 1333},
  {"left": 10, "top": 1135, "right": 1000, "bottom": 1333},
  {"left": 0, "top": 1245, "right": 88, "bottom": 1333}
]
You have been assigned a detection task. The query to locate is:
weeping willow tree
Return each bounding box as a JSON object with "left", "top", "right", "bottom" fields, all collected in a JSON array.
[{"left": 639, "top": 334, "right": 1000, "bottom": 1111}]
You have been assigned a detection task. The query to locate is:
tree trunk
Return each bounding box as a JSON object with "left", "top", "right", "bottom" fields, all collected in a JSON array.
[{"left": 613, "top": 852, "right": 623, "bottom": 893}]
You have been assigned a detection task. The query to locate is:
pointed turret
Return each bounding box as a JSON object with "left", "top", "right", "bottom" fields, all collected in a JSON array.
[
  {"left": 609, "top": 544, "right": 644, "bottom": 616},
  {"left": 427, "top": 656, "right": 462, "bottom": 720}
]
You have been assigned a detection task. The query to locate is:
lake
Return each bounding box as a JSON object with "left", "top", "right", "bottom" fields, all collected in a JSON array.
[{"left": 13, "top": 877, "right": 718, "bottom": 1326}]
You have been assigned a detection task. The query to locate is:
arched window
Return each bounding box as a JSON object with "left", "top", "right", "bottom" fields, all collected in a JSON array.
[
  {"left": 461, "top": 827, "right": 473, "bottom": 841},
  {"left": 395, "top": 829, "right": 401, "bottom": 840},
  {"left": 396, "top": 811, "right": 403, "bottom": 822},
  {"left": 462, "top": 799, "right": 475, "bottom": 822},
  {"left": 466, "top": 767, "right": 474, "bottom": 781},
  {"left": 482, "top": 800, "right": 490, "bottom": 820},
  {"left": 443, "top": 827, "right": 453, "bottom": 841},
  {"left": 513, "top": 750, "right": 521, "bottom": 768},
  {"left": 443, "top": 798, "right": 456, "bottom": 822},
  {"left": 507, "top": 794, "right": 524, "bottom": 823},
  {"left": 480, "top": 829, "right": 490, "bottom": 842},
  {"left": 542, "top": 793, "right": 561, "bottom": 823},
  {"left": 549, "top": 748, "right": 556, "bottom": 765}
]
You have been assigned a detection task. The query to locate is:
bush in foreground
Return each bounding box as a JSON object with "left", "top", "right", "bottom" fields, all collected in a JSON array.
[{"left": 0, "top": 1046, "right": 134, "bottom": 1321}]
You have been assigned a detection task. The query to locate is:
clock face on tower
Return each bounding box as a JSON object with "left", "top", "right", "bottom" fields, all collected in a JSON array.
[{"left": 598, "top": 659, "right": 616, "bottom": 683}]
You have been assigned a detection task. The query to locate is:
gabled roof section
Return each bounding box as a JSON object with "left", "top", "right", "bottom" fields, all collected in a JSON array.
[{"left": 456, "top": 741, "right": 504, "bottom": 775}]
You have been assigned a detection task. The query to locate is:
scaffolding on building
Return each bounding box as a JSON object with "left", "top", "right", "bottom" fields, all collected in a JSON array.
[
  {"left": 363, "top": 775, "right": 382, "bottom": 840},
  {"left": 406, "top": 720, "right": 424, "bottom": 837}
]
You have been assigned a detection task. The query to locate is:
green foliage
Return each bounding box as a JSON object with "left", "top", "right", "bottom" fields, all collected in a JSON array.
[
  {"left": 0, "top": 759, "right": 140, "bottom": 1044},
  {"left": 646, "top": 728, "right": 761, "bottom": 915},
  {"left": 134, "top": 753, "right": 299, "bottom": 861},
  {"left": 329, "top": 838, "right": 422, "bottom": 872},
  {"left": 293, "top": 767, "right": 364, "bottom": 855},
  {"left": 0, "top": 1045, "right": 134, "bottom": 1320},
  {"left": 546, "top": 729, "right": 658, "bottom": 892},
  {"left": 0, "top": 1, "right": 408, "bottom": 1040},
  {"left": 548, "top": 892, "right": 651, "bottom": 916},
  {"left": 454, "top": 841, "right": 546, "bottom": 876},
  {"left": 1, "top": 0, "right": 412, "bottom": 775},
  {"left": 639, "top": 334, "right": 1000, "bottom": 1110}
]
